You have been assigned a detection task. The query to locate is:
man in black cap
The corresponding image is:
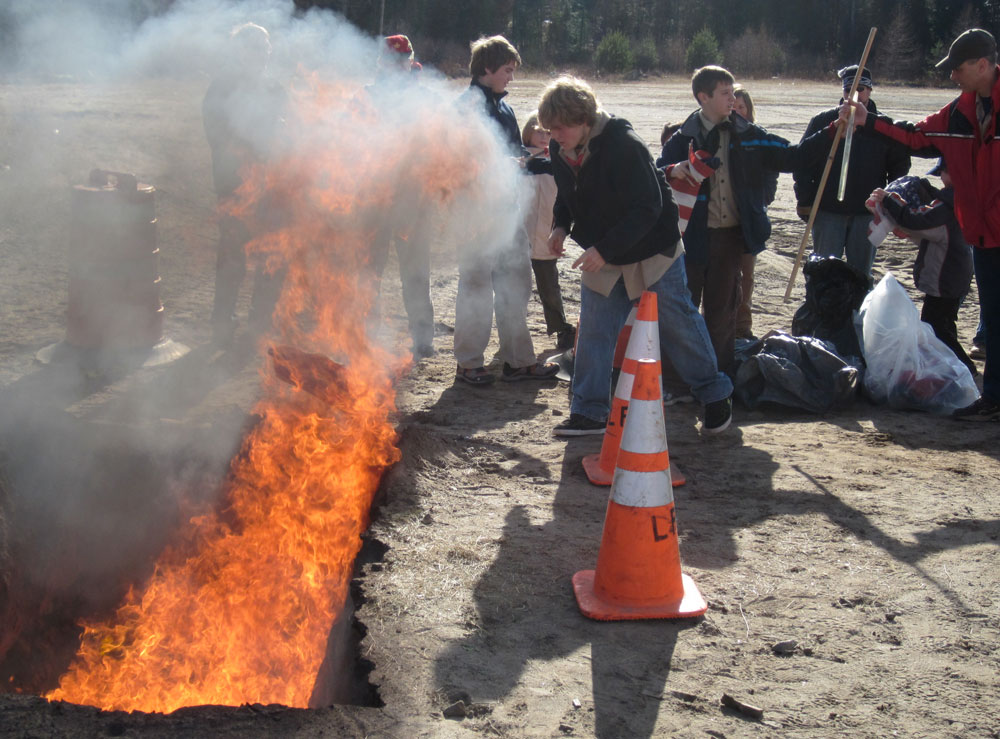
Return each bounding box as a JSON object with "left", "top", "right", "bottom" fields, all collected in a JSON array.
[
  {"left": 840, "top": 28, "right": 1000, "bottom": 421},
  {"left": 793, "top": 64, "right": 910, "bottom": 280}
]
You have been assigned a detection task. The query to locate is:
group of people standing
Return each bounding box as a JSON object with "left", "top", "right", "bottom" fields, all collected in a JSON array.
[{"left": 204, "top": 22, "right": 1000, "bottom": 431}]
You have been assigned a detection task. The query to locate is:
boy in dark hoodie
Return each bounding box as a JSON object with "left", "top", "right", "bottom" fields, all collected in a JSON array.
[
  {"left": 539, "top": 76, "right": 734, "bottom": 436},
  {"left": 453, "top": 35, "right": 558, "bottom": 385},
  {"left": 867, "top": 158, "right": 977, "bottom": 375}
]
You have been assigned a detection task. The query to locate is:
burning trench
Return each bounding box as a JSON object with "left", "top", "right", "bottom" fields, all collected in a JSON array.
[{"left": 22, "top": 74, "right": 507, "bottom": 715}]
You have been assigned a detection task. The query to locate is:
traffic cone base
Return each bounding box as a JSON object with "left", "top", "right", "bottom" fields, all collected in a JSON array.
[{"left": 572, "top": 570, "right": 707, "bottom": 621}]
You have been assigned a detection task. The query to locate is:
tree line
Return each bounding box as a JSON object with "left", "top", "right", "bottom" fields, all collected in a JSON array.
[{"left": 301, "top": 0, "right": 1000, "bottom": 81}]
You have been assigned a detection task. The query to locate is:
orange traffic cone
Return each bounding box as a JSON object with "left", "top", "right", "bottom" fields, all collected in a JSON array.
[
  {"left": 573, "top": 358, "right": 707, "bottom": 621},
  {"left": 582, "top": 292, "right": 685, "bottom": 488}
]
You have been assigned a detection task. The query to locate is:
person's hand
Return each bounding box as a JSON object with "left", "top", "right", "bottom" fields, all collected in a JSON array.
[
  {"left": 548, "top": 227, "right": 567, "bottom": 257},
  {"left": 572, "top": 246, "right": 606, "bottom": 273},
  {"left": 668, "top": 160, "right": 698, "bottom": 186},
  {"left": 865, "top": 188, "right": 888, "bottom": 218},
  {"left": 838, "top": 99, "right": 867, "bottom": 128}
]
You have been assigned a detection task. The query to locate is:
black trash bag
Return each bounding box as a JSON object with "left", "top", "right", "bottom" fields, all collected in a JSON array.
[
  {"left": 791, "top": 255, "right": 869, "bottom": 361},
  {"left": 735, "top": 331, "right": 860, "bottom": 413}
]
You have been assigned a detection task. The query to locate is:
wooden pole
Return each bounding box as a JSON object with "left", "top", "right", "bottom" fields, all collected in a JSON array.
[{"left": 783, "top": 26, "right": 878, "bottom": 302}]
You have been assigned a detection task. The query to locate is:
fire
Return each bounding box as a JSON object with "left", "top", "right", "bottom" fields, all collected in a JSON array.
[{"left": 44, "top": 70, "right": 489, "bottom": 712}]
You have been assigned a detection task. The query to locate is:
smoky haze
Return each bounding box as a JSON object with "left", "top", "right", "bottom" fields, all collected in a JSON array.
[{"left": 0, "top": 0, "right": 530, "bottom": 685}]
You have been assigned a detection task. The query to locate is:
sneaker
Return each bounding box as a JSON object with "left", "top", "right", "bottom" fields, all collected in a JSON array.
[
  {"left": 456, "top": 365, "right": 495, "bottom": 386},
  {"left": 970, "top": 343, "right": 986, "bottom": 360},
  {"left": 501, "top": 361, "right": 559, "bottom": 382},
  {"left": 664, "top": 391, "right": 695, "bottom": 407},
  {"left": 413, "top": 343, "right": 435, "bottom": 359},
  {"left": 952, "top": 396, "right": 1000, "bottom": 421},
  {"left": 553, "top": 413, "right": 606, "bottom": 437},
  {"left": 702, "top": 397, "right": 733, "bottom": 434}
]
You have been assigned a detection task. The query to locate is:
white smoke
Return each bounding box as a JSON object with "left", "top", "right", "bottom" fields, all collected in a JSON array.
[{"left": 0, "top": 0, "right": 529, "bottom": 682}]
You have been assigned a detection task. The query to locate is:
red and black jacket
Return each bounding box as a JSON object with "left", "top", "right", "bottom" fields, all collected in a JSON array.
[{"left": 863, "top": 67, "right": 1000, "bottom": 249}]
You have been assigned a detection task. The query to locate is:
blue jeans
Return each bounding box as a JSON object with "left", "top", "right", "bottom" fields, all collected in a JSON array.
[
  {"left": 973, "top": 247, "right": 1000, "bottom": 402},
  {"left": 811, "top": 211, "right": 875, "bottom": 279},
  {"left": 571, "top": 256, "right": 733, "bottom": 421}
]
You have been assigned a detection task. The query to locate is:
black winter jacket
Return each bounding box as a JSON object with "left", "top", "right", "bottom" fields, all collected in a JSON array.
[
  {"left": 550, "top": 116, "right": 680, "bottom": 265},
  {"left": 461, "top": 80, "right": 525, "bottom": 155},
  {"left": 658, "top": 110, "right": 829, "bottom": 262},
  {"left": 793, "top": 99, "right": 911, "bottom": 216}
]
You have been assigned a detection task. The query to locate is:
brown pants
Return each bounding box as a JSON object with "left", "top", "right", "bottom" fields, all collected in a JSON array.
[
  {"left": 685, "top": 227, "right": 745, "bottom": 375},
  {"left": 736, "top": 253, "right": 756, "bottom": 339}
]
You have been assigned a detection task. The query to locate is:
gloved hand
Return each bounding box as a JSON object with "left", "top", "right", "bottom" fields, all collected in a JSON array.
[{"left": 525, "top": 155, "right": 552, "bottom": 175}]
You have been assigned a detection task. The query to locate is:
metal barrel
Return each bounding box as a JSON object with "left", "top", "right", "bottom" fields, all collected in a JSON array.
[{"left": 66, "top": 170, "right": 163, "bottom": 349}]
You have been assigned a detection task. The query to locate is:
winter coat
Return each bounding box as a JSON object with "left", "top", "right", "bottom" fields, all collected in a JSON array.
[
  {"left": 524, "top": 146, "right": 559, "bottom": 259},
  {"left": 657, "top": 110, "right": 829, "bottom": 263},
  {"left": 881, "top": 179, "right": 974, "bottom": 299},
  {"left": 865, "top": 66, "right": 1000, "bottom": 249},
  {"left": 460, "top": 80, "right": 525, "bottom": 155},
  {"left": 550, "top": 116, "right": 680, "bottom": 265},
  {"left": 202, "top": 74, "right": 288, "bottom": 199},
  {"left": 793, "top": 99, "right": 911, "bottom": 216}
]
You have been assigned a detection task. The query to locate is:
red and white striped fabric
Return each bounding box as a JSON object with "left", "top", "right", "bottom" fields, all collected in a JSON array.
[{"left": 663, "top": 142, "right": 720, "bottom": 236}]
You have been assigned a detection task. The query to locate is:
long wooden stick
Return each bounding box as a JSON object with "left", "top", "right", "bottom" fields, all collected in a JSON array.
[{"left": 783, "top": 27, "right": 878, "bottom": 302}]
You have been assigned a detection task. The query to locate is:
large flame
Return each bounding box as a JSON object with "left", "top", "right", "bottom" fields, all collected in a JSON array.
[{"left": 45, "top": 70, "right": 493, "bottom": 712}]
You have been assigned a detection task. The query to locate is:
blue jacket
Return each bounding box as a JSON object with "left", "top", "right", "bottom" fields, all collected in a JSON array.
[
  {"left": 882, "top": 179, "right": 973, "bottom": 299},
  {"left": 657, "top": 110, "right": 828, "bottom": 263}
]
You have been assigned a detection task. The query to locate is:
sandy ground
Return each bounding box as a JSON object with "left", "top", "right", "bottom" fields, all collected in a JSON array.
[{"left": 1, "top": 74, "right": 999, "bottom": 738}]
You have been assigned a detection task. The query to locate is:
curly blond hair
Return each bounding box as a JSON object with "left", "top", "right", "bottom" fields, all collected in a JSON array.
[{"left": 537, "top": 76, "right": 600, "bottom": 129}]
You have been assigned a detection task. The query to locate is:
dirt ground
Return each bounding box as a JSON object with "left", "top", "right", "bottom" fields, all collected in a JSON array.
[{"left": 1, "top": 74, "right": 998, "bottom": 738}]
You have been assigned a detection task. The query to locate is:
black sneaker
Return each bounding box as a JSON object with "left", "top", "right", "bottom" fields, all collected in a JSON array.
[
  {"left": 702, "top": 397, "right": 732, "bottom": 434},
  {"left": 553, "top": 413, "right": 605, "bottom": 437},
  {"left": 952, "top": 396, "right": 1000, "bottom": 422}
]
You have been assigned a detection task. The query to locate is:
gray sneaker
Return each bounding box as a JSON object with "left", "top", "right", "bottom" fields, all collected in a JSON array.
[{"left": 664, "top": 391, "right": 695, "bottom": 407}]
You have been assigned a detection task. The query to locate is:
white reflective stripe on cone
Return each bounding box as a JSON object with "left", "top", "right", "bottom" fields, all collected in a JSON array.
[
  {"left": 625, "top": 316, "right": 659, "bottom": 361},
  {"left": 613, "top": 370, "right": 636, "bottom": 401},
  {"left": 610, "top": 468, "right": 673, "bottom": 508},
  {"left": 619, "top": 397, "right": 668, "bottom": 455}
]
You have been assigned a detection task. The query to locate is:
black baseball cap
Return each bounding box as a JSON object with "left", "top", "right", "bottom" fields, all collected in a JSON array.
[{"left": 935, "top": 28, "right": 996, "bottom": 71}]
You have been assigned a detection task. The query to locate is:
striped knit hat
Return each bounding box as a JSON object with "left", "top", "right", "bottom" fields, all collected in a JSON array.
[{"left": 663, "top": 142, "right": 720, "bottom": 236}]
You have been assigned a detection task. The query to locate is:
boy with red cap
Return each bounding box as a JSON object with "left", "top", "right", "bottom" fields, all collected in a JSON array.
[{"left": 362, "top": 35, "right": 436, "bottom": 358}]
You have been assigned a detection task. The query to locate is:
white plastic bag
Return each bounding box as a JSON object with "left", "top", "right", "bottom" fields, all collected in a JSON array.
[{"left": 858, "top": 273, "right": 979, "bottom": 413}]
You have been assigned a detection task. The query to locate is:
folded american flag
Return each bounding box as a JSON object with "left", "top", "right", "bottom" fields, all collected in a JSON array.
[{"left": 663, "top": 142, "right": 720, "bottom": 235}]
